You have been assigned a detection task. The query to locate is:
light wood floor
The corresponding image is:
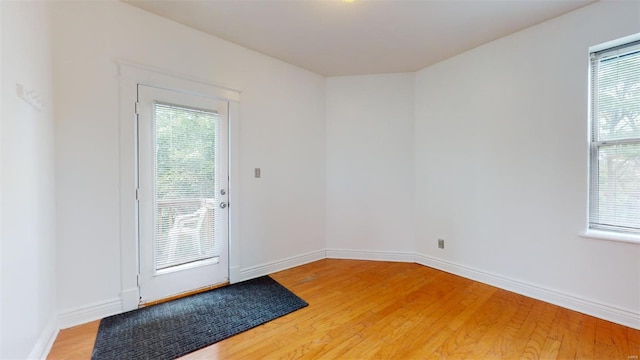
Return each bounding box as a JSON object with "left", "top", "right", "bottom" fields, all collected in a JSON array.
[{"left": 48, "top": 259, "right": 640, "bottom": 359}]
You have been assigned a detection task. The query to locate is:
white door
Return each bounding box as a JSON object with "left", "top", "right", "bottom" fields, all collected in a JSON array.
[{"left": 137, "top": 84, "right": 229, "bottom": 304}]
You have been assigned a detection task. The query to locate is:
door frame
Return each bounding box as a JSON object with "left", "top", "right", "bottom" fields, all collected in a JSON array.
[
  {"left": 117, "top": 61, "right": 241, "bottom": 312},
  {"left": 137, "top": 85, "right": 230, "bottom": 304}
]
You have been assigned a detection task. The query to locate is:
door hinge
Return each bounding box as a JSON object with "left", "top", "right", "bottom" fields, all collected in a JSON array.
[
  {"left": 136, "top": 273, "right": 140, "bottom": 286},
  {"left": 134, "top": 101, "right": 140, "bottom": 115},
  {"left": 135, "top": 188, "right": 140, "bottom": 201}
]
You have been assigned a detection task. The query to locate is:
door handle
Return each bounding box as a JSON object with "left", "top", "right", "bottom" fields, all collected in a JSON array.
[{"left": 219, "top": 202, "right": 228, "bottom": 209}]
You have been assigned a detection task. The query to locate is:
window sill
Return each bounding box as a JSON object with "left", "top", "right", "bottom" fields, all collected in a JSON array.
[{"left": 580, "top": 230, "right": 640, "bottom": 245}]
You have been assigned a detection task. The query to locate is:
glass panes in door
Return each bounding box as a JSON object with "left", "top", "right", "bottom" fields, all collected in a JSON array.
[{"left": 154, "top": 103, "right": 221, "bottom": 270}]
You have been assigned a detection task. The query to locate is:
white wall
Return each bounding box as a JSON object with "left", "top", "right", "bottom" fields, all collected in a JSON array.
[
  {"left": 326, "top": 74, "right": 414, "bottom": 257},
  {"left": 0, "top": 2, "right": 57, "bottom": 358},
  {"left": 51, "top": 1, "right": 325, "bottom": 315},
  {"left": 415, "top": 0, "right": 640, "bottom": 325}
]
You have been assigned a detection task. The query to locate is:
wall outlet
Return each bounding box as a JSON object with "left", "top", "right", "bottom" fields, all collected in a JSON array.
[
  {"left": 438, "top": 238, "right": 445, "bottom": 249},
  {"left": 254, "top": 168, "right": 261, "bottom": 178}
]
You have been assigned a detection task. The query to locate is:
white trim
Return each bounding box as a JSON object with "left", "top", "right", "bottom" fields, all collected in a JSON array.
[
  {"left": 118, "top": 71, "right": 139, "bottom": 313},
  {"left": 58, "top": 298, "right": 122, "bottom": 329},
  {"left": 229, "top": 265, "right": 241, "bottom": 283},
  {"left": 27, "top": 316, "right": 58, "bottom": 360},
  {"left": 120, "top": 287, "right": 139, "bottom": 311},
  {"left": 326, "top": 248, "right": 415, "bottom": 263},
  {"left": 238, "top": 250, "right": 326, "bottom": 282},
  {"left": 589, "top": 32, "right": 640, "bottom": 53},
  {"left": 580, "top": 229, "right": 640, "bottom": 245},
  {"left": 117, "top": 61, "right": 241, "bottom": 312},
  {"left": 116, "top": 60, "right": 241, "bottom": 101},
  {"left": 228, "top": 101, "right": 241, "bottom": 285},
  {"left": 414, "top": 253, "right": 640, "bottom": 330}
]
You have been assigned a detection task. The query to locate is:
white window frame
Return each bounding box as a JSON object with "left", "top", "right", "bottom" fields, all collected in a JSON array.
[{"left": 583, "top": 34, "right": 640, "bottom": 244}]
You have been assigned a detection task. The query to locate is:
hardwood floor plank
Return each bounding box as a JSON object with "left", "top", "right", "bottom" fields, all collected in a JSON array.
[
  {"left": 519, "top": 302, "right": 559, "bottom": 359},
  {"left": 539, "top": 336, "right": 562, "bottom": 359},
  {"left": 594, "top": 318, "right": 628, "bottom": 360},
  {"left": 629, "top": 327, "right": 640, "bottom": 359},
  {"left": 426, "top": 287, "right": 499, "bottom": 359},
  {"left": 47, "top": 259, "right": 639, "bottom": 360},
  {"left": 47, "top": 320, "right": 99, "bottom": 360},
  {"left": 388, "top": 284, "right": 500, "bottom": 359},
  {"left": 456, "top": 290, "right": 520, "bottom": 358},
  {"left": 576, "top": 315, "right": 597, "bottom": 360},
  {"left": 483, "top": 293, "right": 535, "bottom": 358}
]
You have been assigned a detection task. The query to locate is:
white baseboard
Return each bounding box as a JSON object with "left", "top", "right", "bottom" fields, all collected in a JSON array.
[
  {"left": 230, "top": 265, "right": 241, "bottom": 283},
  {"left": 27, "top": 316, "right": 59, "bottom": 360},
  {"left": 120, "top": 287, "right": 139, "bottom": 312},
  {"left": 57, "top": 250, "right": 324, "bottom": 331},
  {"left": 326, "top": 248, "right": 415, "bottom": 263},
  {"left": 51, "top": 248, "right": 639, "bottom": 345},
  {"left": 58, "top": 297, "right": 122, "bottom": 329},
  {"left": 414, "top": 253, "right": 640, "bottom": 330},
  {"left": 238, "top": 249, "right": 326, "bottom": 281}
]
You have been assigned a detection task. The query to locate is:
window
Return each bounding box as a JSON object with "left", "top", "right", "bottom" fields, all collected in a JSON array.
[{"left": 589, "top": 40, "right": 640, "bottom": 235}]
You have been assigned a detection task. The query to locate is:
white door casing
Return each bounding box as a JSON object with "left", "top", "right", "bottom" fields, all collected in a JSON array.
[
  {"left": 117, "top": 61, "right": 241, "bottom": 312},
  {"left": 137, "top": 84, "right": 229, "bottom": 304}
]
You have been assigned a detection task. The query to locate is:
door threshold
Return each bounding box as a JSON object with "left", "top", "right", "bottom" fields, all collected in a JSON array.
[{"left": 139, "top": 282, "right": 230, "bottom": 308}]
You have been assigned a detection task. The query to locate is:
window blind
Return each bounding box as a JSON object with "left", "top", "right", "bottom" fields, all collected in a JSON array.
[
  {"left": 589, "top": 40, "right": 640, "bottom": 234},
  {"left": 154, "top": 103, "right": 220, "bottom": 270}
]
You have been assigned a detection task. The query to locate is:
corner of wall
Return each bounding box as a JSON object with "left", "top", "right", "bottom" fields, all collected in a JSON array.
[
  {"left": 238, "top": 249, "right": 326, "bottom": 282},
  {"left": 27, "top": 316, "right": 59, "bottom": 360}
]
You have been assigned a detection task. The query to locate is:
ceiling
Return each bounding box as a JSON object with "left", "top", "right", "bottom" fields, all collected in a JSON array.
[{"left": 124, "top": 0, "right": 595, "bottom": 76}]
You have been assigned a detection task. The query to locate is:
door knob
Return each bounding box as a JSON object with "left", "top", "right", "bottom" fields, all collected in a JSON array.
[{"left": 219, "top": 202, "right": 228, "bottom": 209}]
